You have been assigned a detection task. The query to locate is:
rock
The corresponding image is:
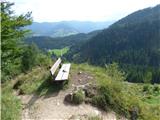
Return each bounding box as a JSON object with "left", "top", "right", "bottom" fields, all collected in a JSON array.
[
  {"left": 84, "top": 98, "right": 92, "bottom": 104},
  {"left": 64, "top": 93, "right": 73, "bottom": 103},
  {"left": 22, "top": 106, "right": 26, "bottom": 110},
  {"left": 87, "top": 76, "right": 93, "bottom": 79},
  {"left": 83, "top": 84, "right": 97, "bottom": 97},
  {"left": 69, "top": 115, "right": 80, "bottom": 120},
  {"left": 78, "top": 79, "right": 82, "bottom": 82},
  {"left": 56, "top": 101, "right": 60, "bottom": 106},
  {"left": 78, "top": 71, "right": 82, "bottom": 75},
  {"left": 94, "top": 109, "right": 100, "bottom": 116}
]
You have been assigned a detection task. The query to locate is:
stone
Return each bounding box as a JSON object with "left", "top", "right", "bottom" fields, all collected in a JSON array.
[{"left": 78, "top": 71, "right": 82, "bottom": 74}]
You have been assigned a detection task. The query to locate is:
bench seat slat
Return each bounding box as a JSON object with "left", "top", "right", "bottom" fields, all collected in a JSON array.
[{"left": 55, "top": 63, "right": 71, "bottom": 81}]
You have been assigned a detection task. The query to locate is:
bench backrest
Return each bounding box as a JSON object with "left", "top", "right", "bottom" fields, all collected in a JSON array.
[{"left": 50, "top": 58, "right": 62, "bottom": 76}]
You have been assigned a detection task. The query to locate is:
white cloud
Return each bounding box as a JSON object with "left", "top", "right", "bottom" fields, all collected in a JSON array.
[{"left": 11, "top": 0, "right": 160, "bottom": 22}]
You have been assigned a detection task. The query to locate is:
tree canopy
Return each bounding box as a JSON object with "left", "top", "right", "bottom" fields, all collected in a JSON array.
[{"left": 1, "top": 2, "right": 32, "bottom": 82}]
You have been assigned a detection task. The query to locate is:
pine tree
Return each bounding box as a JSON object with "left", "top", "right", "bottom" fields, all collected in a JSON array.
[{"left": 1, "top": 2, "right": 32, "bottom": 82}]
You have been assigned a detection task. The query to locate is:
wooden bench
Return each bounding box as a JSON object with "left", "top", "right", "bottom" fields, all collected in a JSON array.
[{"left": 50, "top": 58, "right": 71, "bottom": 81}]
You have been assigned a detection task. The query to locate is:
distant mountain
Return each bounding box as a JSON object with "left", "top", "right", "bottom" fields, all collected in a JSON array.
[
  {"left": 26, "top": 21, "right": 114, "bottom": 37},
  {"left": 25, "top": 30, "right": 101, "bottom": 50}
]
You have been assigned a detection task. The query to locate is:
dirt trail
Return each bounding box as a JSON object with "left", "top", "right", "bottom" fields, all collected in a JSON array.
[
  {"left": 20, "top": 91, "right": 117, "bottom": 120},
  {"left": 19, "top": 71, "right": 126, "bottom": 120}
]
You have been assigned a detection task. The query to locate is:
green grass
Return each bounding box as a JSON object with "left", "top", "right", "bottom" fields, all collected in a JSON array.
[
  {"left": 2, "top": 85, "right": 22, "bottom": 120},
  {"left": 71, "top": 63, "right": 160, "bottom": 120},
  {"left": 141, "top": 84, "right": 160, "bottom": 105},
  {"left": 13, "top": 66, "right": 70, "bottom": 96},
  {"left": 13, "top": 67, "right": 56, "bottom": 96},
  {"left": 2, "top": 63, "right": 160, "bottom": 120},
  {"left": 143, "top": 94, "right": 160, "bottom": 104},
  {"left": 48, "top": 47, "right": 69, "bottom": 57},
  {"left": 88, "top": 115, "right": 102, "bottom": 120},
  {"left": 72, "top": 89, "right": 85, "bottom": 104}
]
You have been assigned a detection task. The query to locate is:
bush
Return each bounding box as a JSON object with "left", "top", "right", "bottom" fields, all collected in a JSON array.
[
  {"left": 143, "top": 84, "right": 151, "bottom": 92},
  {"left": 153, "top": 84, "right": 160, "bottom": 93},
  {"left": 92, "top": 95, "right": 108, "bottom": 111},
  {"left": 62, "top": 80, "right": 69, "bottom": 90},
  {"left": 105, "top": 63, "right": 126, "bottom": 81},
  {"left": 21, "top": 44, "right": 39, "bottom": 72},
  {"left": 143, "top": 84, "right": 153, "bottom": 94},
  {"left": 36, "top": 53, "right": 52, "bottom": 67},
  {"left": 21, "top": 43, "right": 52, "bottom": 72},
  {"left": 72, "top": 89, "right": 85, "bottom": 104}
]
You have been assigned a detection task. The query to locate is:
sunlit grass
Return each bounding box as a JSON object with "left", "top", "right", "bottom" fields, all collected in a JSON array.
[{"left": 49, "top": 47, "right": 69, "bottom": 57}]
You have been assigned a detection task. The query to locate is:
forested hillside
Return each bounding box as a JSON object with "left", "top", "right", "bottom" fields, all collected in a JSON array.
[
  {"left": 67, "top": 5, "right": 160, "bottom": 83},
  {"left": 25, "top": 30, "right": 101, "bottom": 50}
]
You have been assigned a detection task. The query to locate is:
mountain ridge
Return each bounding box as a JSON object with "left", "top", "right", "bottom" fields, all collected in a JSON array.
[
  {"left": 71, "top": 4, "right": 160, "bottom": 66},
  {"left": 26, "top": 20, "right": 114, "bottom": 37}
]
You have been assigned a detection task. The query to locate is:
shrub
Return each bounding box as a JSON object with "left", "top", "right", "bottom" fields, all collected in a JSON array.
[
  {"left": 62, "top": 80, "right": 69, "bottom": 90},
  {"left": 105, "top": 63, "right": 126, "bottom": 81},
  {"left": 72, "top": 89, "right": 85, "bottom": 104},
  {"left": 153, "top": 84, "right": 160, "bottom": 93},
  {"left": 21, "top": 44, "right": 39, "bottom": 72},
  {"left": 92, "top": 95, "right": 108, "bottom": 111}
]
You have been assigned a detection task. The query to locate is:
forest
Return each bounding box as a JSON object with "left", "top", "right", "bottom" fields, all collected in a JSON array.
[{"left": 66, "top": 5, "right": 160, "bottom": 84}]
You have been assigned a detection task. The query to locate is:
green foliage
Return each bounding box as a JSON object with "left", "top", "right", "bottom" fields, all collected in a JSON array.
[
  {"left": 105, "top": 63, "right": 125, "bottom": 81},
  {"left": 92, "top": 95, "right": 108, "bottom": 110},
  {"left": 153, "top": 84, "right": 160, "bottom": 93},
  {"left": 21, "top": 43, "right": 52, "bottom": 72},
  {"left": 21, "top": 44, "right": 39, "bottom": 71},
  {"left": 126, "top": 66, "right": 160, "bottom": 84},
  {"left": 14, "top": 67, "right": 49, "bottom": 95},
  {"left": 142, "top": 84, "right": 160, "bottom": 105},
  {"left": 2, "top": 87, "right": 22, "bottom": 120},
  {"left": 152, "top": 68, "right": 160, "bottom": 83},
  {"left": 1, "top": 1, "right": 32, "bottom": 82},
  {"left": 13, "top": 66, "right": 68, "bottom": 96},
  {"left": 72, "top": 89, "right": 85, "bottom": 104},
  {"left": 88, "top": 116, "right": 102, "bottom": 120},
  {"left": 48, "top": 47, "right": 69, "bottom": 57}
]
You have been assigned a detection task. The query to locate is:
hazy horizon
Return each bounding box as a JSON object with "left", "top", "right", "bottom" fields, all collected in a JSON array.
[{"left": 11, "top": 0, "right": 160, "bottom": 22}]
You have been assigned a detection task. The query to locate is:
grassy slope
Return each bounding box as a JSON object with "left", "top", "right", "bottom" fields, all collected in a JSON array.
[
  {"left": 2, "top": 63, "right": 160, "bottom": 120},
  {"left": 1, "top": 66, "right": 54, "bottom": 120},
  {"left": 72, "top": 63, "right": 160, "bottom": 104},
  {"left": 2, "top": 85, "right": 22, "bottom": 120},
  {"left": 71, "top": 64, "right": 160, "bottom": 119}
]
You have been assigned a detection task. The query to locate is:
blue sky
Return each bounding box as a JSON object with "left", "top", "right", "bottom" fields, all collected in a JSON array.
[{"left": 11, "top": 0, "right": 160, "bottom": 22}]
